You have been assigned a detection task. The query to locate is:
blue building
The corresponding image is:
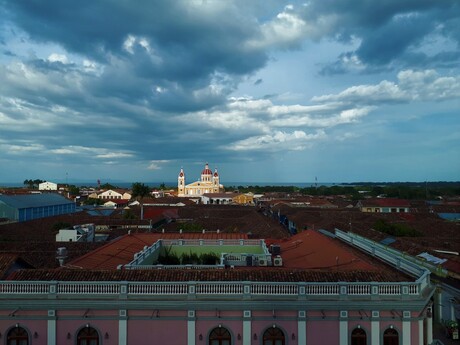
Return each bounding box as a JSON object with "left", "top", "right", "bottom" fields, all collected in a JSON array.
[{"left": 0, "top": 193, "right": 75, "bottom": 222}]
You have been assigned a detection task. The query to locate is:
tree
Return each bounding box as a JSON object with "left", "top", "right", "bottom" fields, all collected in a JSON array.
[
  {"left": 131, "top": 182, "right": 151, "bottom": 220},
  {"left": 23, "top": 179, "right": 42, "bottom": 189},
  {"left": 131, "top": 182, "right": 151, "bottom": 199},
  {"left": 100, "top": 183, "right": 117, "bottom": 190},
  {"left": 68, "top": 185, "right": 80, "bottom": 195},
  {"left": 84, "top": 198, "right": 104, "bottom": 206}
]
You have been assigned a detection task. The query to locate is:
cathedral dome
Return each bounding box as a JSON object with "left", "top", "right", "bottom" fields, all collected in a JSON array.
[{"left": 201, "top": 163, "right": 212, "bottom": 175}]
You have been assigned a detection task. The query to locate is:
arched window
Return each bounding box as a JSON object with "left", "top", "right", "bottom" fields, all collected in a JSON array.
[
  {"left": 263, "top": 326, "right": 285, "bottom": 345},
  {"left": 351, "top": 327, "right": 366, "bottom": 345},
  {"left": 7, "top": 326, "right": 29, "bottom": 345},
  {"left": 209, "top": 326, "right": 231, "bottom": 345},
  {"left": 383, "top": 328, "right": 399, "bottom": 345},
  {"left": 77, "top": 326, "right": 99, "bottom": 345}
]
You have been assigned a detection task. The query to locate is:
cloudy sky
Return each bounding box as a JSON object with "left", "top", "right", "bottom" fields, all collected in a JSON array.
[{"left": 1, "top": 0, "right": 459, "bottom": 185}]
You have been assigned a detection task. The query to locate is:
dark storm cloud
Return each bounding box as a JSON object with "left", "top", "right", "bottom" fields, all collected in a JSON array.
[
  {"left": 299, "top": 0, "right": 460, "bottom": 72},
  {"left": 356, "top": 13, "right": 433, "bottom": 65},
  {"left": 5, "top": 1, "right": 266, "bottom": 74},
  {"left": 2, "top": 1, "right": 273, "bottom": 113}
]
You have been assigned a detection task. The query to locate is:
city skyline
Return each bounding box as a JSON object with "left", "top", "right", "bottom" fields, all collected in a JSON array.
[{"left": 1, "top": 1, "right": 459, "bottom": 183}]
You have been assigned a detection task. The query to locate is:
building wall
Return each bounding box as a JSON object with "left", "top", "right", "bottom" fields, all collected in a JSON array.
[
  {"left": 0, "top": 307, "right": 430, "bottom": 345},
  {"left": 39, "top": 182, "right": 58, "bottom": 191},
  {"left": 55, "top": 229, "right": 81, "bottom": 242},
  {"left": 98, "top": 190, "right": 123, "bottom": 199},
  {"left": 18, "top": 203, "right": 76, "bottom": 222},
  {"left": 233, "top": 194, "right": 254, "bottom": 205},
  {"left": 361, "top": 206, "right": 409, "bottom": 213},
  {"left": 0, "top": 201, "right": 17, "bottom": 221}
]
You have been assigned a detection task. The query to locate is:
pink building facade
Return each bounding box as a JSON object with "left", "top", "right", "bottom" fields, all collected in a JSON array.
[
  {"left": 0, "top": 274, "right": 434, "bottom": 345},
  {"left": 0, "top": 229, "right": 438, "bottom": 345}
]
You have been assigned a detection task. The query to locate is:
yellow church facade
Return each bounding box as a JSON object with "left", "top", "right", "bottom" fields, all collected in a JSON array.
[{"left": 178, "top": 163, "right": 223, "bottom": 197}]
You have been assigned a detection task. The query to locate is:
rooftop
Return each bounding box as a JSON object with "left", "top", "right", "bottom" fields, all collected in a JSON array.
[
  {"left": 0, "top": 193, "right": 74, "bottom": 208},
  {"left": 68, "top": 232, "right": 248, "bottom": 270}
]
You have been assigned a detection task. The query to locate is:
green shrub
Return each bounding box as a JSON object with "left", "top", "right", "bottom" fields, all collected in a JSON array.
[{"left": 373, "top": 219, "right": 421, "bottom": 237}]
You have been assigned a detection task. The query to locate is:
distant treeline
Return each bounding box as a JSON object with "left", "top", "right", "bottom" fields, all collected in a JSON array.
[{"left": 228, "top": 182, "right": 460, "bottom": 199}]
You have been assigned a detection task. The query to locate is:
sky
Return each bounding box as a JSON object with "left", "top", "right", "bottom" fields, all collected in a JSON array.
[{"left": 0, "top": 0, "right": 459, "bottom": 185}]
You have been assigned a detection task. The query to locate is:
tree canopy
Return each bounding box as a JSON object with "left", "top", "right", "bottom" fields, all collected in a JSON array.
[{"left": 131, "top": 182, "right": 151, "bottom": 200}]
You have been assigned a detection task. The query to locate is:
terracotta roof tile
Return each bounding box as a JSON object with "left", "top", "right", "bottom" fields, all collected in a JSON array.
[
  {"left": 8, "top": 268, "right": 407, "bottom": 283},
  {"left": 271, "top": 230, "right": 377, "bottom": 271},
  {"left": 0, "top": 254, "right": 34, "bottom": 279}
]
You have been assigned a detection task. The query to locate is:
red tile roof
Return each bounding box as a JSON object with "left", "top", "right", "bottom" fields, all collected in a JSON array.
[
  {"left": 68, "top": 232, "right": 248, "bottom": 270},
  {"left": 8, "top": 268, "right": 407, "bottom": 283},
  {"left": 271, "top": 230, "right": 377, "bottom": 271},
  {"left": 0, "top": 254, "right": 34, "bottom": 279}
]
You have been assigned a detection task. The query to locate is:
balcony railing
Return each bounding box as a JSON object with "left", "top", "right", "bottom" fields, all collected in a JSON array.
[{"left": 0, "top": 280, "right": 424, "bottom": 299}]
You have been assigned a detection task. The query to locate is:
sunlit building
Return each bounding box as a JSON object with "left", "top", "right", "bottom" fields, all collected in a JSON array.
[{"left": 178, "top": 163, "right": 222, "bottom": 197}]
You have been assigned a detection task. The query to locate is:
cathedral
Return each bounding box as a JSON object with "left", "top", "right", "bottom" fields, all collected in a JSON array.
[{"left": 177, "top": 163, "right": 222, "bottom": 197}]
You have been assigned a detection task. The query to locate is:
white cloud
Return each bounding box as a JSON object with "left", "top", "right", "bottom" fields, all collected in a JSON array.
[
  {"left": 47, "top": 53, "right": 69, "bottom": 64},
  {"left": 96, "top": 152, "right": 134, "bottom": 159},
  {"left": 397, "top": 69, "right": 460, "bottom": 100},
  {"left": 123, "top": 35, "right": 136, "bottom": 54},
  {"left": 247, "top": 8, "right": 307, "bottom": 50},
  {"left": 227, "top": 129, "right": 326, "bottom": 152},
  {"left": 49, "top": 146, "right": 133, "bottom": 160},
  {"left": 147, "top": 160, "right": 170, "bottom": 170},
  {"left": 312, "top": 69, "right": 460, "bottom": 104},
  {"left": 1, "top": 143, "right": 44, "bottom": 154}
]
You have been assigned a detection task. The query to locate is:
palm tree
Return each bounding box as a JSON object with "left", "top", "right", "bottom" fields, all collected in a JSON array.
[{"left": 131, "top": 182, "right": 151, "bottom": 220}]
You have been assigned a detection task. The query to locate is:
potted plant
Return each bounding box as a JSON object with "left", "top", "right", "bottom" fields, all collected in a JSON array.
[{"left": 445, "top": 320, "right": 459, "bottom": 339}]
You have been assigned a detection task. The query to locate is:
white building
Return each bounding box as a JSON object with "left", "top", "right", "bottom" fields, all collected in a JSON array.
[
  {"left": 55, "top": 223, "right": 95, "bottom": 242},
  {"left": 201, "top": 193, "right": 234, "bottom": 205},
  {"left": 38, "top": 181, "right": 58, "bottom": 191},
  {"left": 178, "top": 163, "right": 223, "bottom": 197},
  {"left": 94, "top": 189, "right": 132, "bottom": 200}
]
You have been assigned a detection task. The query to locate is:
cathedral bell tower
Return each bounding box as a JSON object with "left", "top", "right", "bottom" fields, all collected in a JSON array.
[
  {"left": 178, "top": 168, "right": 185, "bottom": 196},
  {"left": 212, "top": 168, "right": 220, "bottom": 192}
]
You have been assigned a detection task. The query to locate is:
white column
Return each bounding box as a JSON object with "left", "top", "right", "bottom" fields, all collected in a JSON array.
[
  {"left": 371, "top": 320, "right": 379, "bottom": 345},
  {"left": 297, "top": 319, "right": 306, "bottom": 345},
  {"left": 339, "top": 320, "right": 348, "bottom": 345},
  {"left": 243, "top": 319, "right": 251, "bottom": 345},
  {"left": 47, "top": 319, "right": 56, "bottom": 345},
  {"left": 402, "top": 320, "right": 411, "bottom": 345},
  {"left": 450, "top": 299, "right": 456, "bottom": 321},
  {"left": 118, "top": 319, "right": 127, "bottom": 345},
  {"left": 435, "top": 288, "right": 442, "bottom": 323},
  {"left": 243, "top": 310, "right": 251, "bottom": 345},
  {"left": 418, "top": 319, "right": 424, "bottom": 345},
  {"left": 426, "top": 313, "right": 433, "bottom": 345},
  {"left": 188, "top": 320, "right": 196, "bottom": 345}
]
